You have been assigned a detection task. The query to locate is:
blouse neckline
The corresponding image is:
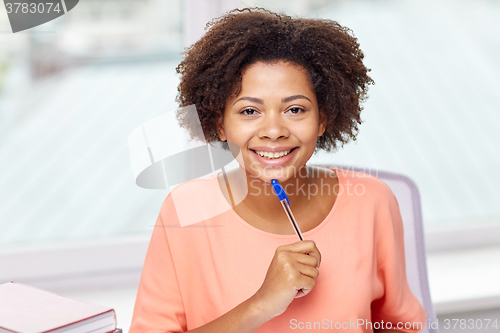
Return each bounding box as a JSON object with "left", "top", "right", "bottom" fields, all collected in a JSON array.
[{"left": 211, "top": 167, "right": 345, "bottom": 239}]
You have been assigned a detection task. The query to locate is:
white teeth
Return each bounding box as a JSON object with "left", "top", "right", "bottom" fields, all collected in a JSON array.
[{"left": 254, "top": 149, "right": 292, "bottom": 159}]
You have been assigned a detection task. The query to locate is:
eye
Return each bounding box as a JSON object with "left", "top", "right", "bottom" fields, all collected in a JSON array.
[
  {"left": 240, "top": 108, "right": 258, "bottom": 116},
  {"left": 287, "top": 107, "right": 306, "bottom": 114}
]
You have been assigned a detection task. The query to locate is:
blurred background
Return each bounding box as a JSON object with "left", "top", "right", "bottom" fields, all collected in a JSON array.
[{"left": 1, "top": 0, "right": 499, "bottom": 332}]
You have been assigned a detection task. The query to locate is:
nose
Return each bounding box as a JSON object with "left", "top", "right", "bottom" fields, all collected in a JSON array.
[{"left": 258, "top": 111, "right": 289, "bottom": 140}]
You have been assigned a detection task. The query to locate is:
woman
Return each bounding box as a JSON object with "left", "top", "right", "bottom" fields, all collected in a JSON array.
[{"left": 130, "top": 8, "right": 426, "bottom": 333}]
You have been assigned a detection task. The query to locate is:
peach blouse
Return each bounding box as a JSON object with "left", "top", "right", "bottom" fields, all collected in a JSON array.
[{"left": 130, "top": 167, "right": 426, "bottom": 332}]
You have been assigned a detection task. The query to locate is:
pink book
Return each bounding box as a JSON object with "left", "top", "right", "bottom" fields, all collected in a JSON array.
[{"left": 0, "top": 282, "right": 116, "bottom": 333}]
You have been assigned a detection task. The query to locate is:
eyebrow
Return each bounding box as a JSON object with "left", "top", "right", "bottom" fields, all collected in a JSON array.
[
  {"left": 282, "top": 95, "right": 311, "bottom": 103},
  {"left": 232, "top": 94, "right": 312, "bottom": 106},
  {"left": 233, "top": 96, "right": 264, "bottom": 105}
]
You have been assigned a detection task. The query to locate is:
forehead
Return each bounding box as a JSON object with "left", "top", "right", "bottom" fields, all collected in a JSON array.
[
  {"left": 235, "top": 60, "right": 316, "bottom": 98},
  {"left": 242, "top": 61, "right": 311, "bottom": 84}
]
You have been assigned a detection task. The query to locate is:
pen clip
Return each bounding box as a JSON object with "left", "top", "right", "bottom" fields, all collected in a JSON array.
[{"left": 271, "top": 179, "right": 290, "bottom": 205}]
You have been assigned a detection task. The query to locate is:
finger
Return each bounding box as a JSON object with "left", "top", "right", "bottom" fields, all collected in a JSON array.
[
  {"left": 287, "top": 240, "right": 319, "bottom": 254},
  {"left": 293, "top": 253, "right": 319, "bottom": 268},
  {"left": 293, "top": 241, "right": 321, "bottom": 267},
  {"left": 293, "top": 273, "right": 317, "bottom": 298},
  {"left": 295, "top": 262, "right": 319, "bottom": 280},
  {"left": 279, "top": 240, "right": 321, "bottom": 267}
]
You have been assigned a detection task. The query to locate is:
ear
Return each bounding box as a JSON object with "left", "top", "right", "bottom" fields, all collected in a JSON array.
[
  {"left": 318, "top": 110, "right": 327, "bottom": 137},
  {"left": 217, "top": 113, "right": 227, "bottom": 141}
]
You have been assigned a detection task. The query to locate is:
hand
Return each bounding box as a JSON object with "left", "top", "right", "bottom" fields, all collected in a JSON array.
[{"left": 250, "top": 240, "right": 321, "bottom": 320}]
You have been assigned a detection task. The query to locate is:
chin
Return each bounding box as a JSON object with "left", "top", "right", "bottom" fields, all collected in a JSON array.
[{"left": 247, "top": 165, "right": 298, "bottom": 184}]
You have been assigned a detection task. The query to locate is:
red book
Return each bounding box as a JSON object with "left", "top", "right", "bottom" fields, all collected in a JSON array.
[{"left": 0, "top": 282, "right": 116, "bottom": 333}]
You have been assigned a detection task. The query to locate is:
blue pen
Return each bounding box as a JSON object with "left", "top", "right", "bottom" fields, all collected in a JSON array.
[{"left": 271, "top": 179, "right": 304, "bottom": 241}]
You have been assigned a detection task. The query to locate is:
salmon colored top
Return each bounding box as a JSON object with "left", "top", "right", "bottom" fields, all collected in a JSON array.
[{"left": 130, "top": 167, "right": 427, "bottom": 333}]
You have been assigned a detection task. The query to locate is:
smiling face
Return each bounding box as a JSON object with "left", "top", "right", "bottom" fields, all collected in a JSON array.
[{"left": 217, "top": 61, "right": 327, "bottom": 183}]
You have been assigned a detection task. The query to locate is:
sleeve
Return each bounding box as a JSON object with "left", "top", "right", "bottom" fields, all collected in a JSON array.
[
  {"left": 129, "top": 196, "right": 187, "bottom": 333},
  {"left": 370, "top": 186, "right": 427, "bottom": 333}
]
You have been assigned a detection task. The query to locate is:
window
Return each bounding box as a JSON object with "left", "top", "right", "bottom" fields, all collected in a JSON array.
[
  {"left": 1, "top": 0, "right": 498, "bottom": 253},
  {"left": 240, "top": 0, "right": 500, "bottom": 235},
  {"left": 0, "top": 0, "right": 183, "bottom": 248}
]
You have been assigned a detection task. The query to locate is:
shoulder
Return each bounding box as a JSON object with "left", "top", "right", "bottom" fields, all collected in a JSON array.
[
  {"left": 335, "top": 167, "right": 395, "bottom": 201},
  {"left": 162, "top": 172, "right": 219, "bottom": 203},
  {"left": 158, "top": 173, "right": 227, "bottom": 227}
]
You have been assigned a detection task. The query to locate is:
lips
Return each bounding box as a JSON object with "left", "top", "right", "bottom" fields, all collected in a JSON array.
[
  {"left": 249, "top": 146, "right": 298, "bottom": 167},
  {"left": 253, "top": 148, "right": 293, "bottom": 159}
]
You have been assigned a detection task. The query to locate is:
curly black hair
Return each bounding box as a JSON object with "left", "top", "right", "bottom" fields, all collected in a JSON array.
[{"left": 176, "top": 7, "right": 373, "bottom": 152}]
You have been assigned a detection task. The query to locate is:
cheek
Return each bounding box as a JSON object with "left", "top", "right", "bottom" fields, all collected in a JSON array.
[
  {"left": 225, "top": 121, "right": 253, "bottom": 141},
  {"left": 293, "top": 120, "right": 321, "bottom": 141}
]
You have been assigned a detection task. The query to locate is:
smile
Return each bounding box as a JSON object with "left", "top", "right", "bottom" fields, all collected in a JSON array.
[
  {"left": 254, "top": 149, "right": 292, "bottom": 159},
  {"left": 249, "top": 147, "right": 298, "bottom": 167}
]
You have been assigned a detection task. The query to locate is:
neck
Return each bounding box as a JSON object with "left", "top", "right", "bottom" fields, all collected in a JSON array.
[{"left": 223, "top": 164, "right": 320, "bottom": 219}]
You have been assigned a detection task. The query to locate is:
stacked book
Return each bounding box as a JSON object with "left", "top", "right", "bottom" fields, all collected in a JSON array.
[{"left": 0, "top": 282, "right": 117, "bottom": 333}]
